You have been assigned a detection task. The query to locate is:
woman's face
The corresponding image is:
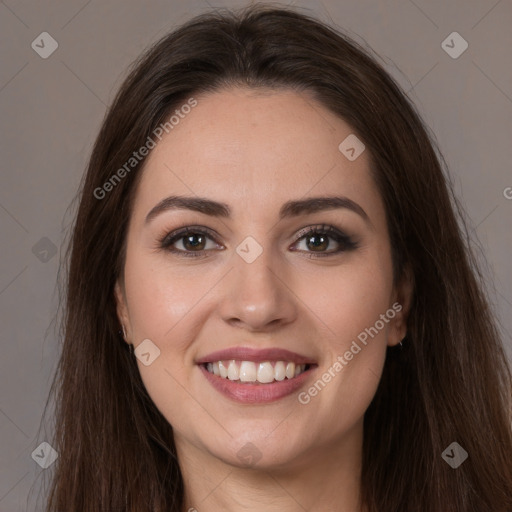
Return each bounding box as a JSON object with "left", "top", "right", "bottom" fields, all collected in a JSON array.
[{"left": 115, "top": 87, "right": 409, "bottom": 470}]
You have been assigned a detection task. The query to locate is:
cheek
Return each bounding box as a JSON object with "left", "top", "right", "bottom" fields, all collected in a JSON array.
[
  {"left": 124, "top": 253, "right": 210, "bottom": 346},
  {"left": 122, "top": 255, "right": 220, "bottom": 419},
  {"left": 124, "top": 256, "right": 206, "bottom": 429},
  {"left": 299, "top": 254, "right": 393, "bottom": 346},
  {"left": 294, "top": 253, "right": 392, "bottom": 416}
]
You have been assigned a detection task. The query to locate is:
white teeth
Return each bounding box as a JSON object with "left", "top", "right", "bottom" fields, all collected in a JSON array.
[
  {"left": 274, "top": 361, "right": 286, "bottom": 381},
  {"left": 239, "top": 361, "right": 257, "bottom": 382},
  {"left": 218, "top": 361, "right": 228, "bottom": 378},
  {"left": 257, "top": 362, "right": 275, "bottom": 383},
  {"left": 285, "top": 362, "right": 295, "bottom": 379},
  {"left": 227, "top": 360, "right": 239, "bottom": 380},
  {"left": 205, "top": 360, "right": 309, "bottom": 383}
]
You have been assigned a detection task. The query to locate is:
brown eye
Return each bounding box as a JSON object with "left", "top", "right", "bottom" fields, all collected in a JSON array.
[
  {"left": 291, "top": 224, "right": 358, "bottom": 257},
  {"left": 181, "top": 232, "right": 207, "bottom": 251},
  {"left": 305, "top": 233, "right": 330, "bottom": 252},
  {"left": 159, "top": 226, "right": 223, "bottom": 258}
]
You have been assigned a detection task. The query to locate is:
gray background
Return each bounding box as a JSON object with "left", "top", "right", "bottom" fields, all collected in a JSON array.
[{"left": 1, "top": 0, "right": 511, "bottom": 510}]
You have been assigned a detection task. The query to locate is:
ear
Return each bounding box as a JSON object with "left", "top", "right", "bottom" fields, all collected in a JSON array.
[
  {"left": 387, "top": 265, "right": 414, "bottom": 347},
  {"left": 114, "top": 278, "right": 131, "bottom": 344}
]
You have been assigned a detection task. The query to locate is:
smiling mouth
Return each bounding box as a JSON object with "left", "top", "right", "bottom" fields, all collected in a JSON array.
[{"left": 200, "top": 360, "right": 315, "bottom": 384}]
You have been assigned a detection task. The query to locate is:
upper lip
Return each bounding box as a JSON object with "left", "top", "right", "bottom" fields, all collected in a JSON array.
[{"left": 196, "top": 346, "right": 317, "bottom": 365}]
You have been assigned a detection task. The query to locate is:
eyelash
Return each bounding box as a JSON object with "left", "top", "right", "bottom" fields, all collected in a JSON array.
[{"left": 157, "top": 224, "right": 358, "bottom": 259}]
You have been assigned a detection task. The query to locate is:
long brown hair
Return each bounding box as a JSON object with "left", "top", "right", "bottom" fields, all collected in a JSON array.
[{"left": 43, "top": 4, "right": 512, "bottom": 511}]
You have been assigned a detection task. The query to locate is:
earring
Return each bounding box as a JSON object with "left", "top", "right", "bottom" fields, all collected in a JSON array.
[{"left": 119, "top": 325, "right": 134, "bottom": 355}]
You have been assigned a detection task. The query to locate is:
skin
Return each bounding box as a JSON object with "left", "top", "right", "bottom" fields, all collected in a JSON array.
[{"left": 115, "top": 87, "right": 412, "bottom": 512}]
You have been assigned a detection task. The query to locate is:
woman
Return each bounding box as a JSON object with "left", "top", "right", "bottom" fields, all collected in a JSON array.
[{"left": 44, "top": 5, "right": 512, "bottom": 511}]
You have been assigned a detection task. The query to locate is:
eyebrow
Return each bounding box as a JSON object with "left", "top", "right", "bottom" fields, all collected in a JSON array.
[{"left": 145, "top": 195, "right": 371, "bottom": 225}]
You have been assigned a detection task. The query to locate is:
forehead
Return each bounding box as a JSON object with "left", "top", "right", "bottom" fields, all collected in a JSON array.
[{"left": 132, "top": 87, "right": 380, "bottom": 221}]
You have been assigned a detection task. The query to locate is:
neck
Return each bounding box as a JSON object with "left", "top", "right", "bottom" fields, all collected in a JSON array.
[{"left": 177, "top": 424, "right": 365, "bottom": 512}]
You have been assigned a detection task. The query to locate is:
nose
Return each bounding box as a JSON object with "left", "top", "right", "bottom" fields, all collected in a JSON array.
[{"left": 218, "top": 243, "right": 298, "bottom": 332}]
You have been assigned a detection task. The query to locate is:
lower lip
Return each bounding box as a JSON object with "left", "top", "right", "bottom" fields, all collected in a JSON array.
[{"left": 198, "top": 364, "right": 315, "bottom": 404}]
